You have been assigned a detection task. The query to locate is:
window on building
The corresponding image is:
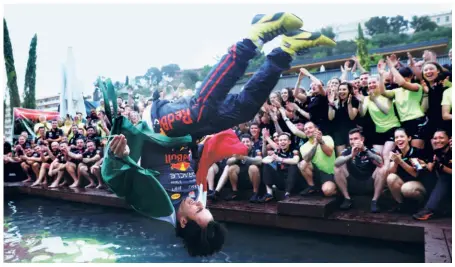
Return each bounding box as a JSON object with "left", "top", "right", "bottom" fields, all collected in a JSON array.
[
  {"left": 437, "top": 18, "right": 440, "bottom": 23},
  {"left": 446, "top": 16, "right": 449, "bottom": 22}
]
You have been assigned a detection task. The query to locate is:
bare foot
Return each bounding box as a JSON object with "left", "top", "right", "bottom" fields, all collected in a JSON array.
[
  {"left": 30, "top": 182, "right": 41, "bottom": 187},
  {"left": 96, "top": 184, "right": 107, "bottom": 190},
  {"left": 22, "top": 178, "right": 32, "bottom": 183},
  {"left": 48, "top": 183, "right": 59, "bottom": 188},
  {"left": 69, "top": 183, "right": 79, "bottom": 188},
  {"left": 58, "top": 181, "right": 68, "bottom": 187},
  {"left": 85, "top": 183, "right": 96, "bottom": 189},
  {"left": 42, "top": 181, "right": 48, "bottom": 186}
]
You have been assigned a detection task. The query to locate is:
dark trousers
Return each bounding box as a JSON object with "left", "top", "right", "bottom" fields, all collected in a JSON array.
[
  {"left": 157, "top": 39, "right": 292, "bottom": 138},
  {"left": 262, "top": 164, "right": 300, "bottom": 193},
  {"left": 425, "top": 170, "right": 452, "bottom": 212}
]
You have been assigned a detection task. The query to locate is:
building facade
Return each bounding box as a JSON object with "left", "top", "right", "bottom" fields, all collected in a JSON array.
[
  {"left": 429, "top": 11, "right": 452, "bottom": 27},
  {"left": 36, "top": 94, "right": 60, "bottom": 112}
]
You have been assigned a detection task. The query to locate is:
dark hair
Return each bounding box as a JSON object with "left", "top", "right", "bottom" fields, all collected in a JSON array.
[
  {"left": 304, "top": 121, "right": 318, "bottom": 129},
  {"left": 394, "top": 127, "right": 408, "bottom": 136},
  {"left": 434, "top": 129, "right": 449, "bottom": 138},
  {"left": 421, "top": 62, "right": 451, "bottom": 86},
  {"left": 398, "top": 67, "right": 413, "bottom": 79},
  {"left": 278, "top": 132, "right": 291, "bottom": 139},
  {"left": 348, "top": 127, "right": 364, "bottom": 137},
  {"left": 175, "top": 220, "right": 227, "bottom": 257},
  {"left": 86, "top": 126, "right": 95, "bottom": 131},
  {"left": 360, "top": 72, "right": 370, "bottom": 76},
  {"left": 38, "top": 126, "right": 45, "bottom": 130},
  {"left": 329, "top": 77, "right": 341, "bottom": 85},
  {"left": 266, "top": 91, "right": 282, "bottom": 105},
  {"left": 354, "top": 77, "right": 360, "bottom": 80},
  {"left": 239, "top": 134, "right": 252, "bottom": 141},
  {"left": 338, "top": 82, "right": 354, "bottom": 97},
  {"left": 280, "top": 87, "right": 295, "bottom": 104},
  {"left": 60, "top": 141, "right": 68, "bottom": 145},
  {"left": 76, "top": 138, "right": 85, "bottom": 143},
  {"left": 250, "top": 122, "right": 259, "bottom": 128}
]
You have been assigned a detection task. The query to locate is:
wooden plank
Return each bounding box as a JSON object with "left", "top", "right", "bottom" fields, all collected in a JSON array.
[
  {"left": 444, "top": 228, "right": 452, "bottom": 261},
  {"left": 277, "top": 196, "right": 338, "bottom": 218},
  {"left": 425, "top": 227, "right": 451, "bottom": 263}
]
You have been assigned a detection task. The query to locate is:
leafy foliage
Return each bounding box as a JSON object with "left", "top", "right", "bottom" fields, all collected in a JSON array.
[
  {"left": 364, "top": 16, "right": 390, "bottom": 35},
  {"left": 23, "top": 34, "right": 38, "bottom": 109},
  {"left": 161, "top": 64, "right": 180, "bottom": 78},
  {"left": 3, "top": 18, "right": 21, "bottom": 115},
  {"left": 355, "top": 24, "right": 371, "bottom": 71},
  {"left": 181, "top": 70, "right": 200, "bottom": 89},
  {"left": 410, "top": 15, "right": 438, "bottom": 32}
]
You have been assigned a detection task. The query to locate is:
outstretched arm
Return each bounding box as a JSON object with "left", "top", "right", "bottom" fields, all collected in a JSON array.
[{"left": 278, "top": 107, "right": 306, "bottom": 139}]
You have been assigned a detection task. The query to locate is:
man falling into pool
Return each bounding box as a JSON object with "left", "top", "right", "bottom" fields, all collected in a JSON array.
[{"left": 103, "top": 12, "right": 335, "bottom": 257}]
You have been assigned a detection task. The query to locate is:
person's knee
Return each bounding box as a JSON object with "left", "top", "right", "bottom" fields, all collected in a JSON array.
[
  {"left": 334, "top": 165, "right": 347, "bottom": 180},
  {"left": 227, "top": 165, "right": 239, "bottom": 176},
  {"left": 248, "top": 165, "right": 259, "bottom": 175},
  {"left": 32, "top": 162, "right": 40, "bottom": 168},
  {"left": 386, "top": 173, "right": 400, "bottom": 187},
  {"left": 401, "top": 181, "right": 425, "bottom": 199},
  {"left": 298, "top": 160, "right": 309, "bottom": 171},
  {"left": 322, "top": 181, "right": 337, "bottom": 196}
]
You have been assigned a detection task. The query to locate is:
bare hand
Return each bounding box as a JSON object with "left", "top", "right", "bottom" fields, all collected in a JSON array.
[
  {"left": 343, "top": 61, "right": 351, "bottom": 72},
  {"left": 262, "top": 128, "right": 270, "bottom": 138},
  {"left": 347, "top": 94, "right": 352, "bottom": 104},
  {"left": 407, "top": 52, "right": 415, "bottom": 67},
  {"left": 327, "top": 89, "right": 335, "bottom": 104},
  {"left": 354, "top": 92, "right": 364, "bottom": 103},
  {"left": 351, "top": 146, "right": 360, "bottom": 158},
  {"left": 271, "top": 99, "right": 282, "bottom": 109},
  {"left": 109, "top": 135, "right": 130, "bottom": 158},
  {"left": 377, "top": 59, "right": 386, "bottom": 75},
  {"left": 315, "top": 130, "right": 323, "bottom": 143},
  {"left": 300, "top": 68, "right": 311, "bottom": 77}
]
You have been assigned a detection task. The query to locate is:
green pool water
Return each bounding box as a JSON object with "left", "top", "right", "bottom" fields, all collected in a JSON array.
[{"left": 4, "top": 196, "right": 423, "bottom": 263}]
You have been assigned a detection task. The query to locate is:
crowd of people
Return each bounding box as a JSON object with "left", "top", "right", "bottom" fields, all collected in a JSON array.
[{"left": 3, "top": 48, "right": 452, "bottom": 222}]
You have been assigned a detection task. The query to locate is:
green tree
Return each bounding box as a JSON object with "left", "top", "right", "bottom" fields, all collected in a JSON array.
[
  {"left": 410, "top": 15, "right": 438, "bottom": 32},
  {"left": 3, "top": 18, "right": 20, "bottom": 115},
  {"left": 355, "top": 23, "right": 371, "bottom": 71},
  {"left": 23, "top": 34, "right": 38, "bottom": 109},
  {"left": 389, "top": 15, "right": 409, "bottom": 34},
  {"left": 182, "top": 70, "right": 199, "bottom": 89},
  {"left": 320, "top": 26, "right": 336, "bottom": 40},
  {"left": 145, "top": 67, "right": 162, "bottom": 85},
  {"left": 161, "top": 64, "right": 180, "bottom": 78},
  {"left": 370, "top": 33, "right": 409, "bottom": 48},
  {"left": 332, "top": 40, "right": 357, "bottom": 55},
  {"left": 364, "top": 16, "right": 390, "bottom": 35}
]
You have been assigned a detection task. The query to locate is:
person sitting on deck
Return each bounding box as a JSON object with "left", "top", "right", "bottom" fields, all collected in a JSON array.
[
  {"left": 45, "top": 120, "right": 64, "bottom": 144},
  {"left": 31, "top": 141, "right": 59, "bottom": 187},
  {"left": 225, "top": 134, "right": 263, "bottom": 203},
  {"left": 64, "top": 138, "right": 86, "bottom": 188},
  {"left": 19, "top": 145, "right": 43, "bottom": 184},
  {"left": 77, "top": 140, "right": 102, "bottom": 189},
  {"left": 413, "top": 130, "right": 452, "bottom": 221},
  {"left": 49, "top": 142, "right": 71, "bottom": 188},
  {"left": 386, "top": 128, "right": 433, "bottom": 213},
  {"left": 333, "top": 128, "right": 385, "bottom": 212},
  {"left": 260, "top": 132, "right": 300, "bottom": 202},
  {"left": 297, "top": 122, "right": 337, "bottom": 198}
]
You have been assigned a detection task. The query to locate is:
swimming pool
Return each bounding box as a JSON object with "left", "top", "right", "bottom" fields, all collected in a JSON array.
[{"left": 4, "top": 196, "right": 423, "bottom": 263}]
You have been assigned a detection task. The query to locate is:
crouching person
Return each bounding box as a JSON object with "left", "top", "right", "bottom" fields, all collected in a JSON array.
[
  {"left": 224, "top": 134, "right": 262, "bottom": 202},
  {"left": 334, "top": 128, "right": 385, "bottom": 212},
  {"left": 387, "top": 128, "right": 430, "bottom": 212},
  {"left": 260, "top": 133, "right": 300, "bottom": 202},
  {"left": 299, "top": 122, "right": 337, "bottom": 197}
]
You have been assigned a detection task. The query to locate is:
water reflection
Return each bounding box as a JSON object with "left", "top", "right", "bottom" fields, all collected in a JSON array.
[{"left": 4, "top": 196, "right": 423, "bottom": 263}]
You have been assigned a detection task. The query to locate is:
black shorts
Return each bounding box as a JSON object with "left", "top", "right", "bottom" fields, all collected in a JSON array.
[
  {"left": 347, "top": 175, "right": 374, "bottom": 195},
  {"left": 401, "top": 116, "right": 428, "bottom": 140},
  {"left": 372, "top": 127, "right": 397, "bottom": 145},
  {"left": 238, "top": 164, "right": 254, "bottom": 189},
  {"left": 313, "top": 165, "right": 334, "bottom": 186}
]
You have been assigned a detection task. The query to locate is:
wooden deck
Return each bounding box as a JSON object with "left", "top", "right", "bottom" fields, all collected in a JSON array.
[{"left": 4, "top": 182, "right": 452, "bottom": 263}]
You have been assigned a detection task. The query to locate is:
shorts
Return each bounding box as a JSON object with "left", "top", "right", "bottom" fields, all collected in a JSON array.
[
  {"left": 313, "top": 165, "right": 334, "bottom": 186},
  {"left": 347, "top": 175, "right": 374, "bottom": 195},
  {"left": 401, "top": 116, "right": 428, "bottom": 140},
  {"left": 372, "top": 127, "right": 397, "bottom": 145},
  {"left": 238, "top": 164, "right": 254, "bottom": 190}
]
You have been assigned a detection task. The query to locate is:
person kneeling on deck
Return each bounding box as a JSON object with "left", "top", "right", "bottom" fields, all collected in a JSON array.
[
  {"left": 298, "top": 122, "right": 337, "bottom": 197},
  {"left": 333, "top": 128, "right": 385, "bottom": 212},
  {"left": 224, "top": 134, "right": 262, "bottom": 203},
  {"left": 413, "top": 130, "right": 452, "bottom": 221},
  {"left": 260, "top": 133, "right": 300, "bottom": 202},
  {"left": 386, "top": 128, "right": 432, "bottom": 213}
]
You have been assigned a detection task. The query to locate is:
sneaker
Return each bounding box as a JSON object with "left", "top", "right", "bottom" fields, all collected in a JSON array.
[
  {"left": 413, "top": 208, "right": 434, "bottom": 221},
  {"left": 284, "top": 192, "right": 291, "bottom": 200},
  {"left": 249, "top": 12, "right": 303, "bottom": 48},
  {"left": 207, "top": 190, "right": 216, "bottom": 200},
  {"left": 340, "top": 198, "right": 353, "bottom": 210},
  {"left": 249, "top": 193, "right": 259, "bottom": 203},
  {"left": 299, "top": 186, "right": 319, "bottom": 196},
  {"left": 371, "top": 200, "right": 380, "bottom": 213},
  {"left": 281, "top": 29, "right": 336, "bottom": 56},
  {"left": 224, "top": 191, "right": 239, "bottom": 201},
  {"left": 258, "top": 193, "right": 274, "bottom": 203}
]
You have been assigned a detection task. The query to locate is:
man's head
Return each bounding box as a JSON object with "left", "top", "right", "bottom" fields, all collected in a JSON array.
[
  {"left": 76, "top": 138, "right": 85, "bottom": 150},
  {"left": 303, "top": 121, "right": 318, "bottom": 139},
  {"left": 87, "top": 126, "right": 96, "bottom": 136},
  {"left": 422, "top": 50, "right": 436, "bottom": 62},
  {"left": 18, "top": 136, "right": 26, "bottom": 145},
  {"left": 359, "top": 72, "right": 370, "bottom": 87},
  {"left": 240, "top": 134, "right": 253, "bottom": 151},
  {"left": 51, "top": 120, "right": 58, "bottom": 129},
  {"left": 38, "top": 127, "right": 45, "bottom": 136},
  {"left": 38, "top": 115, "right": 46, "bottom": 123},
  {"left": 71, "top": 125, "right": 78, "bottom": 134},
  {"left": 51, "top": 141, "right": 60, "bottom": 152},
  {"left": 21, "top": 131, "right": 28, "bottom": 138},
  {"left": 117, "top": 97, "right": 123, "bottom": 106},
  {"left": 277, "top": 133, "right": 291, "bottom": 150},
  {"left": 348, "top": 128, "right": 365, "bottom": 149},
  {"left": 25, "top": 146, "right": 33, "bottom": 156},
  {"left": 249, "top": 123, "right": 260, "bottom": 138},
  {"left": 176, "top": 198, "right": 226, "bottom": 257},
  {"left": 34, "top": 145, "right": 41, "bottom": 153},
  {"left": 86, "top": 140, "right": 96, "bottom": 152},
  {"left": 238, "top": 123, "right": 248, "bottom": 132},
  {"left": 352, "top": 77, "right": 360, "bottom": 89}
]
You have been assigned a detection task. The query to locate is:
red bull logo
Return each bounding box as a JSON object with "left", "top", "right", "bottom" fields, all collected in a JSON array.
[
  {"left": 159, "top": 108, "right": 193, "bottom": 132},
  {"left": 170, "top": 161, "right": 191, "bottom": 171}
]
